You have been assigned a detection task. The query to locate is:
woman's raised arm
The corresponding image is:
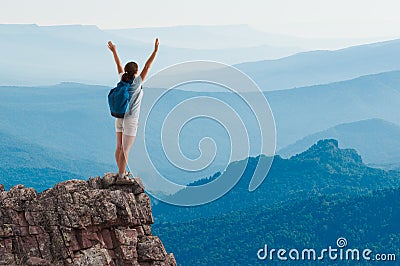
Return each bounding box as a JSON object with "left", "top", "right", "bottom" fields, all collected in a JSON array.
[
  {"left": 140, "top": 38, "right": 159, "bottom": 81},
  {"left": 107, "top": 41, "right": 123, "bottom": 74}
]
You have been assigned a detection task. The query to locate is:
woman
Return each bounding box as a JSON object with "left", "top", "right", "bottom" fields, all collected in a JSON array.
[{"left": 107, "top": 38, "right": 159, "bottom": 182}]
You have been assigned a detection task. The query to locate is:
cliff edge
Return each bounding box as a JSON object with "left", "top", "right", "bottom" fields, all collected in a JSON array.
[{"left": 0, "top": 173, "right": 177, "bottom": 266}]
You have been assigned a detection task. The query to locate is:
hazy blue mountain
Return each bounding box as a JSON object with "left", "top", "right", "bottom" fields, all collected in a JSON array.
[
  {"left": 107, "top": 24, "right": 297, "bottom": 49},
  {"left": 0, "top": 24, "right": 125, "bottom": 86},
  {"left": 278, "top": 119, "right": 400, "bottom": 169},
  {"left": 107, "top": 24, "right": 383, "bottom": 51},
  {"left": 0, "top": 83, "right": 115, "bottom": 164},
  {"left": 0, "top": 84, "right": 250, "bottom": 189},
  {"left": 139, "top": 71, "right": 400, "bottom": 167},
  {"left": 0, "top": 24, "right": 304, "bottom": 86},
  {"left": 236, "top": 38, "right": 400, "bottom": 90},
  {"left": 1, "top": 24, "right": 396, "bottom": 88},
  {"left": 266, "top": 71, "right": 400, "bottom": 148},
  {"left": 152, "top": 139, "right": 400, "bottom": 223},
  {"left": 1, "top": 70, "right": 399, "bottom": 193},
  {"left": 0, "top": 130, "right": 113, "bottom": 191}
]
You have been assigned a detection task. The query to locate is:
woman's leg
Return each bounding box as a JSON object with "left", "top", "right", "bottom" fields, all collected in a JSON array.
[
  {"left": 118, "top": 134, "right": 136, "bottom": 176},
  {"left": 115, "top": 132, "right": 123, "bottom": 173}
]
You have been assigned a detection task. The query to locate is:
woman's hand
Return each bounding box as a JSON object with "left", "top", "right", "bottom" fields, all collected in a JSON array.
[
  {"left": 108, "top": 41, "right": 117, "bottom": 53},
  {"left": 154, "top": 38, "right": 159, "bottom": 52}
]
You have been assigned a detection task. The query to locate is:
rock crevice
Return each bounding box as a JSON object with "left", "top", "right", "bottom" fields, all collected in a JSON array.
[{"left": 0, "top": 174, "right": 176, "bottom": 266}]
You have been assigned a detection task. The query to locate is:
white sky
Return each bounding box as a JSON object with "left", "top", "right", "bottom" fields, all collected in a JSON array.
[{"left": 1, "top": 0, "right": 400, "bottom": 39}]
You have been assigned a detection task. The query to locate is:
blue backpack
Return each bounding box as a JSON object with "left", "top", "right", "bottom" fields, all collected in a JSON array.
[{"left": 108, "top": 80, "right": 133, "bottom": 118}]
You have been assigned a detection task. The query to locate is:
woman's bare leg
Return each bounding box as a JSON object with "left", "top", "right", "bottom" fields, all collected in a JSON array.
[
  {"left": 115, "top": 132, "right": 123, "bottom": 173},
  {"left": 118, "top": 134, "right": 136, "bottom": 176}
]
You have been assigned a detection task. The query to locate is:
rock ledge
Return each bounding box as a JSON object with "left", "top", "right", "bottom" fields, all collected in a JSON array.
[{"left": 0, "top": 173, "right": 176, "bottom": 266}]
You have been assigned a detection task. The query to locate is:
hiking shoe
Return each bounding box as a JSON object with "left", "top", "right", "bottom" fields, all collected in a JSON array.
[
  {"left": 115, "top": 173, "right": 134, "bottom": 184},
  {"left": 125, "top": 171, "right": 132, "bottom": 177}
]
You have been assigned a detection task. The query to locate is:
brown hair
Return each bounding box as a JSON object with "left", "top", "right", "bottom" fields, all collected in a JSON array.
[{"left": 121, "top": 61, "right": 138, "bottom": 82}]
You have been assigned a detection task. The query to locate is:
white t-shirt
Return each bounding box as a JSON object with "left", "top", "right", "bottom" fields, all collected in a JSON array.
[{"left": 118, "top": 73, "right": 143, "bottom": 119}]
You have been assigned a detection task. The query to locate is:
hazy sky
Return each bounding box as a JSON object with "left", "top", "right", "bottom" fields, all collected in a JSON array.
[{"left": 1, "top": 0, "right": 400, "bottom": 38}]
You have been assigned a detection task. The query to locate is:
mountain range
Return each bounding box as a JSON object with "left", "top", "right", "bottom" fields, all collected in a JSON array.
[
  {"left": 278, "top": 118, "right": 400, "bottom": 169},
  {"left": 236, "top": 38, "right": 400, "bottom": 90},
  {"left": 0, "top": 129, "right": 113, "bottom": 191},
  {"left": 152, "top": 139, "right": 400, "bottom": 265},
  {"left": 2, "top": 25, "right": 400, "bottom": 191},
  {"left": 152, "top": 139, "right": 400, "bottom": 223},
  {"left": 1, "top": 24, "right": 399, "bottom": 88},
  {"left": 266, "top": 70, "right": 400, "bottom": 149},
  {"left": 0, "top": 24, "right": 301, "bottom": 86},
  {"left": 1, "top": 70, "right": 399, "bottom": 192},
  {"left": 106, "top": 24, "right": 381, "bottom": 50},
  {"left": 154, "top": 187, "right": 400, "bottom": 265}
]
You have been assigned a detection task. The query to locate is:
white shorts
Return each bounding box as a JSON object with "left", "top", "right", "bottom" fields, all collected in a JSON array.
[{"left": 115, "top": 116, "right": 139, "bottom": 137}]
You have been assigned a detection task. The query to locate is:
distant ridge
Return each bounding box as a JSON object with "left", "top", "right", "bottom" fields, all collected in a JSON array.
[
  {"left": 236, "top": 38, "right": 400, "bottom": 90},
  {"left": 279, "top": 119, "right": 400, "bottom": 169},
  {"left": 0, "top": 24, "right": 301, "bottom": 86},
  {"left": 152, "top": 139, "right": 400, "bottom": 223},
  {"left": 265, "top": 70, "right": 400, "bottom": 148}
]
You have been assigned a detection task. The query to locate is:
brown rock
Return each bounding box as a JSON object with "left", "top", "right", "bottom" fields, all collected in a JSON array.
[
  {"left": 20, "top": 235, "right": 42, "bottom": 257},
  {"left": 118, "top": 245, "right": 137, "bottom": 260},
  {"left": 101, "top": 228, "right": 114, "bottom": 249},
  {"left": 115, "top": 228, "right": 137, "bottom": 246},
  {"left": 110, "top": 177, "right": 145, "bottom": 195},
  {"left": 35, "top": 233, "right": 52, "bottom": 260},
  {"left": 0, "top": 175, "right": 176, "bottom": 266},
  {"left": 28, "top": 225, "right": 43, "bottom": 235},
  {"left": 68, "top": 232, "right": 81, "bottom": 252},
  {"left": 137, "top": 236, "right": 167, "bottom": 262},
  {"left": 141, "top": 254, "right": 178, "bottom": 266},
  {"left": 79, "top": 230, "right": 95, "bottom": 249},
  {"left": 166, "top": 253, "right": 178, "bottom": 265},
  {"left": 72, "top": 244, "right": 113, "bottom": 265},
  {"left": 0, "top": 254, "right": 15, "bottom": 265},
  {"left": 135, "top": 193, "right": 154, "bottom": 224},
  {"left": 142, "top": 225, "right": 153, "bottom": 236},
  {"left": 132, "top": 177, "right": 145, "bottom": 195},
  {"left": 20, "top": 226, "right": 29, "bottom": 236},
  {"left": 25, "top": 256, "right": 52, "bottom": 266},
  {"left": 18, "top": 212, "right": 29, "bottom": 226},
  {"left": 135, "top": 226, "right": 145, "bottom": 237},
  {"left": 25, "top": 211, "right": 35, "bottom": 225},
  {"left": 0, "top": 238, "right": 16, "bottom": 265},
  {"left": 107, "top": 248, "right": 116, "bottom": 259},
  {"left": 102, "top": 172, "right": 117, "bottom": 188},
  {"left": 87, "top": 176, "right": 102, "bottom": 189},
  {"left": 0, "top": 224, "right": 13, "bottom": 238}
]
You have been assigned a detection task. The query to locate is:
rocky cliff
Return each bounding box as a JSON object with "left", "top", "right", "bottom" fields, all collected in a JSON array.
[{"left": 0, "top": 173, "right": 177, "bottom": 266}]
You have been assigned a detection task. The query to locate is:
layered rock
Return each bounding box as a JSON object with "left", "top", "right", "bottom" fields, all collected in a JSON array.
[{"left": 0, "top": 174, "right": 176, "bottom": 266}]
